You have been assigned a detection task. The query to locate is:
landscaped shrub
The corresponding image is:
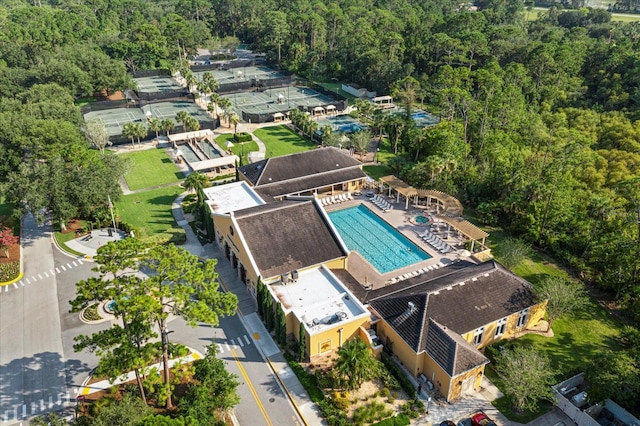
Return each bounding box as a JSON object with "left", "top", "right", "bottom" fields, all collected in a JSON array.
[
  {"left": 233, "top": 132, "right": 252, "bottom": 142},
  {"left": 118, "top": 221, "right": 139, "bottom": 236},
  {"left": 0, "top": 261, "right": 19, "bottom": 282},
  {"left": 380, "top": 352, "right": 416, "bottom": 399},
  {"left": 283, "top": 354, "right": 324, "bottom": 402},
  {"left": 143, "top": 228, "right": 186, "bottom": 245},
  {"left": 371, "top": 413, "right": 410, "bottom": 426}
]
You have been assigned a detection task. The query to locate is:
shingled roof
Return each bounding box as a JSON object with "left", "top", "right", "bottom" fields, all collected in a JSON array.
[
  {"left": 254, "top": 168, "right": 367, "bottom": 201},
  {"left": 238, "top": 147, "right": 363, "bottom": 187},
  {"left": 425, "top": 319, "right": 488, "bottom": 376},
  {"left": 234, "top": 199, "right": 348, "bottom": 279},
  {"left": 368, "top": 261, "right": 535, "bottom": 374}
]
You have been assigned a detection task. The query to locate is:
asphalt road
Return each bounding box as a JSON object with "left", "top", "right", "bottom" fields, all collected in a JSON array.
[
  {"left": 0, "top": 213, "right": 83, "bottom": 424},
  {"left": 0, "top": 213, "right": 301, "bottom": 425}
]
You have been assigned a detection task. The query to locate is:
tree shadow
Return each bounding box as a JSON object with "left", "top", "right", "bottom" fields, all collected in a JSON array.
[{"left": 0, "top": 352, "right": 90, "bottom": 419}]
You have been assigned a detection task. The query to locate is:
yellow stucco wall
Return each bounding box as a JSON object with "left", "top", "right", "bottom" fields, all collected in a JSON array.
[
  {"left": 212, "top": 214, "right": 259, "bottom": 291},
  {"left": 448, "top": 367, "right": 485, "bottom": 401},
  {"left": 461, "top": 301, "right": 548, "bottom": 349},
  {"left": 418, "top": 352, "right": 454, "bottom": 399},
  {"left": 375, "top": 319, "right": 420, "bottom": 373},
  {"left": 306, "top": 315, "right": 370, "bottom": 359}
]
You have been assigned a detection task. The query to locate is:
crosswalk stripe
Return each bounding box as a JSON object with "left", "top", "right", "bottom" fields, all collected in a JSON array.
[
  {"left": 237, "top": 338, "right": 244, "bottom": 347},
  {"left": 26, "top": 277, "right": 31, "bottom": 284},
  {"left": 244, "top": 335, "right": 251, "bottom": 344},
  {"left": 38, "top": 273, "right": 43, "bottom": 279},
  {"left": 56, "top": 267, "right": 61, "bottom": 273},
  {"left": 44, "top": 271, "right": 49, "bottom": 278},
  {"left": 230, "top": 338, "right": 236, "bottom": 346},
  {"left": 60, "top": 265, "right": 66, "bottom": 271},
  {"left": 66, "top": 263, "right": 72, "bottom": 269},
  {"left": 218, "top": 343, "right": 223, "bottom": 353},
  {"left": 72, "top": 261, "right": 78, "bottom": 267},
  {"left": 225, "top": 343, "right": 231, "bottom": 352},
  {"left": 78, "top": 259, "right": 83, "bottom": 264},
  {"left": 32, "top": 275, "right": 37, "bottom": 281},
  {"left": 13, "top": 283, "right": 17, "bottom": 289},
  {"left": 50, "top": 269, "right": 55, "bottom": 275},
  {"left": 20, "top": 280, "right": 24, "bottom": 286},
  {"left": 22, "top": 404, "right": 26, "bottom": 418}
]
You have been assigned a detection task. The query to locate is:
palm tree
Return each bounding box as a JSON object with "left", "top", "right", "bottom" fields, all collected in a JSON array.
[
  {"left": 185, "top": 116, "right": 200, "bottom": 132},
  {"left": 122, "top": 122, "right": 137, "bottom": 146},
  {"left": 183, "top": 171, "right": 209, "bottom": 204},
  {"left": 148, "top": 117, "right": 162, "bottom": 140},
  {"left": 217, "top": 97, "right": 232, "bottom": 123},
  {"left": 134, "top": 122, "right": 147, "bottom": 144},
  {"left": 229, "top": 113, "right": 240, "bottom": 133},
  {"left": 161, "top": 118, "right": 175, "bottom": 136},
  {"left": 208, "top": 93, "right": 221, "bottom": 118},
  {"left": 334, "top": 339, "right": 382, "bottom": 390},
  {"left": 175, "top": 111, "right": 190, "bottom": 131}
]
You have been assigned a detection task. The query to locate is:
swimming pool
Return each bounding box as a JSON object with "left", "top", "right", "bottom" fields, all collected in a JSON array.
[
  {"left": 329, "top": 205, "right": 431, "bottom": 273},
  {"left": 198, "top": 140, "right": 222, "bottom": 159},
  {"left": 180, "top": 145, "right": 201, "bottom": 163},
  {"left": 317, "top": 115, "right": 367, "bottom": 134}
]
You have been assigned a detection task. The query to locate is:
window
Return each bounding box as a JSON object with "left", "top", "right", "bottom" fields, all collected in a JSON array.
[
  {"left": 495, "top": 318, "right": 507, "bottom": 337},
  {"left": 473, "top": 327, "right": 484, "bottom": 345},
  {"left": 517, "top": 308, "right": 529, "bottom": 328}
]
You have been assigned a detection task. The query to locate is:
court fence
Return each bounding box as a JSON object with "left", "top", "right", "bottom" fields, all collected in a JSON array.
[
  {"left": 131, "top": 69, "right": 172, "bottom": 78},
  {"left": 218, "top": 74, "right": 295, "bottom": 94},
  {"left": 135, "top": 89, "right": 191, "bottom": 102},
  {"left": 191, "top": 58, "right": 256, "bottom": 72}
]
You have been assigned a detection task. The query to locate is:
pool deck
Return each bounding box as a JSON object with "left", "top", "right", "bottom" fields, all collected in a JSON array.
[{"left": 323, "top": 194, "right": 470, "bottom": 290}]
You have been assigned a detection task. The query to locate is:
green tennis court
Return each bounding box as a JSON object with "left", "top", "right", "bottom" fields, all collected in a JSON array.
[{"left": 134, "top": 76, "right": 184, "bottom": 93}]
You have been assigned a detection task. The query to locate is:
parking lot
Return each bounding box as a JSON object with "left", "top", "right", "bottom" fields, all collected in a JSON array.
[{"left": 410, "top": 376, "right": 576, "bottom": 426}]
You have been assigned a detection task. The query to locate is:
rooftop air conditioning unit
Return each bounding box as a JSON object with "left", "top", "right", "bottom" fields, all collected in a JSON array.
[
  {"left": 291, "top": 270, "right": 299, "bottom": 282},
  {"left": 281, "top": 273, "right": 290, "bottom": 284}
]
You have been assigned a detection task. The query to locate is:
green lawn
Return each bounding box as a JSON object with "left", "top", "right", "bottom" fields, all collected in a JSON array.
[
  {"left": 115, "top": 186, "right": 183, "bottom": 237},
  {"left": 215, "top": 134, "right": 259, "bottom": 165},
  {"left": 475, "top": 215, "right": 626, "bottom": 421},
  {"left": 363, "top": 165, "right": 393, "bottom": 180},
  {"left": 121, "top": 148, "right": 184, "bottom": 191},
  {"left": 526, "top": 6, "right": 640, "bottom": 22},
  {"left": 253, "top": 125, "right": 316, "bottom": 157}
]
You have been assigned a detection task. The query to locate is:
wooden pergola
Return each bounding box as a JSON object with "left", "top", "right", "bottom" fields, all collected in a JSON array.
[
  {"left": 415, "top": 189, "right": 463, "bottom": 216},
  {"left": 436, "top": 215, "right": 489, "bottom": 251},
  {"left": 379, "top": 175, "right": 417, "bottom": 209}
]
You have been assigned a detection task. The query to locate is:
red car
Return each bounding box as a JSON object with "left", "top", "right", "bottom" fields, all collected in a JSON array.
[{"left": 472, "top": 412, "right": 497, "bottom": 426}]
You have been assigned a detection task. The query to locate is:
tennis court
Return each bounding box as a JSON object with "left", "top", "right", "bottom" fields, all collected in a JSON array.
[
  {"left": 224, "top": 86, "right": 337, "bottom": 120},
  {"left": 84, "top": 108, "right": 147, "bottom": 137},
  {"left": 83, "top": 101, "right": 213, "bottom": 139},
  {"left": 141, "top": 101, "right": 212, "bottom": 122},
  {"left": 134, "top": 76, "right": 184, "bottom": 94},
  {"left": 193, "top": 65, "right": 285, "bottom": 86}
]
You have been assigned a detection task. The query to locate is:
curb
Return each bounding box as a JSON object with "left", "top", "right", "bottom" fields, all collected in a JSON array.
[
  {"left": 0, "top": 272, "right": 24, "bottom": 287},
  {"left": 50, "top": 231, "right": 93, "bottom": 262},
  {"left": 266, "top": 357, "right": 308, "bottom": 426}
]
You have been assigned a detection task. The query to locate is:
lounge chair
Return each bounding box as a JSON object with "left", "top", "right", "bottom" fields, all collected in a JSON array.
[
  {"left": 347, "top": 193, "right": 353, "bottom": 200},
  {"left": 438, "top": 262, "right": 445, "bottom": 267}
]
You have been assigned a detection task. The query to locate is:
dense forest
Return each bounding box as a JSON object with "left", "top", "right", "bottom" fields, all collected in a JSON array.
[
  {"left": 2, "top": 0, "right": 640, "bottom": 416},
  {"left": 2, "top": 0, "right": 640, "bottom": 325},
  {"left": 0, "top": 0, "right": 640, "bottom": 321}
]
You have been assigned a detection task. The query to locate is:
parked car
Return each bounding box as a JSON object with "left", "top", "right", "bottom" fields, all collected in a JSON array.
[
  {"left": 472, "top": 412, "right": 497, "bottom": 426},
  {"left": 440, "top": 421, "right": 456, "bottom": 426}
]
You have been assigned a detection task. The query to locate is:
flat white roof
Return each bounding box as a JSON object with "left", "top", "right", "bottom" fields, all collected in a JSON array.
[
  {"left": 270, "top": 266, "right": 368, "bottom": 334},
  {"left": 168, "top": 129, "right": 214, "bottom": 142},
  {"left": 192, "top": 155, "right": 239, "bottom": 171},
  {"left": 203, "top": 181, "right": 265, "bottom": 214}
]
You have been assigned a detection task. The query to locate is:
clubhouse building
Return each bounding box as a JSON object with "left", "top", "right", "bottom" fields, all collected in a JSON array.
[{"left": 203, "top": 147, "right": 547, "bottom": 402}]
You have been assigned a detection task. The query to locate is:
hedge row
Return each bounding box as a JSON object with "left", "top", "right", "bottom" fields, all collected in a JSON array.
[
  {"left": 381, "top": 352, "right": 416, "bottom": 399},
  {"left": 233, "top": 132, "right": 252, "bottom": 142}
]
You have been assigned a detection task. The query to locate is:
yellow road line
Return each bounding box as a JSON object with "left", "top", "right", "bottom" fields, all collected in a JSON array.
[{"left": 231, "top": 348, "right": 273, "bottom": 426}]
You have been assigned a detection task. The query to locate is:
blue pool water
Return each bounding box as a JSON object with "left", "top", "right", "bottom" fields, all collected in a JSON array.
[
  {"left": 198, "top": 140, "right": 222, "bottom": 159},
  {"left": 329, "top": 205, "right": 431, "bottom": 273}
]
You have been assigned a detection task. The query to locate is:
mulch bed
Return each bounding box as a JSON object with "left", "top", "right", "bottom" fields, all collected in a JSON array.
[
  {"left": 0, "top": 243, "right": 19, "bottom": 265},
  {"left": 60, "top": 218, "right": 86, "bottom": 235}
]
